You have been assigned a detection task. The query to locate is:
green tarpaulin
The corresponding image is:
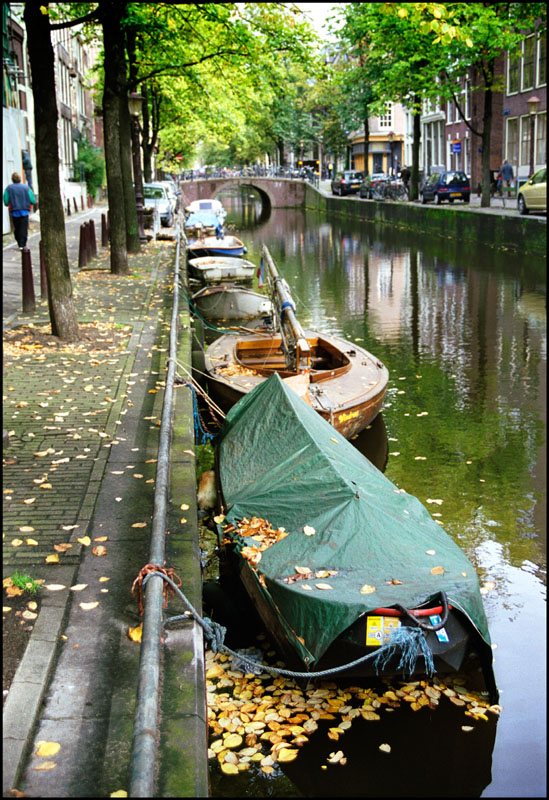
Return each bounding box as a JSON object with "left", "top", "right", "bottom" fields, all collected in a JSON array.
[{"left": 218, "top": 373, "right": 491, "bottom": 667}]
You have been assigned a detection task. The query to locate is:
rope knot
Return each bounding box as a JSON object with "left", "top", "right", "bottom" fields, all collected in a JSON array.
[{"left": 131, "top": 564, "right": 182, "bottom": 617}]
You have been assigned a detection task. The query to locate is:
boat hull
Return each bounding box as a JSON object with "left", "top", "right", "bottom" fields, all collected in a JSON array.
[
  {"left": 187, "top": 256, "right": 256, "bottom": 284},
  {"left": 191, "top": 284, "right": 273, "bottom": 320},
  {"left": 204, "top": 329, "right": 389, "bottom": 438},
  {"left": 187, "top": 235, "right": 246, "bottom": 259}
]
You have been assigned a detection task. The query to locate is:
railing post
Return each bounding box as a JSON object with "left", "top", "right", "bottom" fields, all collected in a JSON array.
[
  {"left": 39, "top": 240, "right": 48, "bottom": 299},
  {"left": 73, "top": 197, "right": 78, "bottom": 214},
  {"left": 66, "top": 198, "right": 71, "bottom": 216},
  {"left": 21, "top": 248, "right": 36, "bottom": 312}
]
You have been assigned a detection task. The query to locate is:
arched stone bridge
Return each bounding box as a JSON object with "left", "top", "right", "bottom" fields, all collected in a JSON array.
[{"left": 179, "top": 176, "right": 307, "bottom": 212}]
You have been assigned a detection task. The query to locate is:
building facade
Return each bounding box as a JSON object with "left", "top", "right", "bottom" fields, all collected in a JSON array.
[{"left": 3, "top": 3, "right": 103, "bottom": 232}]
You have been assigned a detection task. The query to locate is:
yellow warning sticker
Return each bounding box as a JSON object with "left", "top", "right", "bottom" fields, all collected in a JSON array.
[{"left": 366, "top": 616, "right": 401, "bottom": 647}]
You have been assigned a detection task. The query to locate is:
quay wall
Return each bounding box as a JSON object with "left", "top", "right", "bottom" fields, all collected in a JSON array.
[{"left": 304, "top": 184, "right": 546, "bottom": 256}]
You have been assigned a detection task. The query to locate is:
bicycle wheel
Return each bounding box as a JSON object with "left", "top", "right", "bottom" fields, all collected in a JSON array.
[{"left": 395, "top": 185, "right": 407, "bottom": 201}]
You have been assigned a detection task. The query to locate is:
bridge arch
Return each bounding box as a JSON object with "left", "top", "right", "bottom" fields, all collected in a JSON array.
[{"left": 180, "top": 177, "right": 306, "bottom": 212}]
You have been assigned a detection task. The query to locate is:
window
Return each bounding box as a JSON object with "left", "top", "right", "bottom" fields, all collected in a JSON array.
[
  {"left": 379, "top": 103, "right": 392, "bottom": 128},
  {"left": 522, "top": 36, "right": 535, "bottom": 91},
  {"left": 446, "top": 100, "right": 453, "bottom": 123},
  {"left": 520, "top": 115, "right": 531, "bottom": 166},
  {"left": 536, "top": 112, "right": 546, "bottom": 166},
  {"left": 506, "top": 117, "right": 519, "bottom": 167},
  {"left": 507, "top": 54, "right": 520, "bottom": 94},
  {"left": 537, "top": 34, "right": 546, "bottom": 86}
]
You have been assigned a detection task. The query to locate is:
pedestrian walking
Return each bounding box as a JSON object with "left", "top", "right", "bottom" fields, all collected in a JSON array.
[
  {"left": 3, "top": 172, "right": 36, "bottom": 249},
  {"left": 499, "top": 159, "right": 514, "bottom": 195}
]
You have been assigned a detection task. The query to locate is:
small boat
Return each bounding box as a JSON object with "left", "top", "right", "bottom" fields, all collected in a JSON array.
[
  {"left": 187, "top": 256, "right": 257, "bottom": 284},
  {"left": 191, "top": 283, "right": 274, "bottom": 320},
  {"left": 187, "top": 234, "right": 247, "bottom": 259},
  {"left": 203, "top": 245, "right": 388, "bottom": 439},
  {"left": 184, "top": 210, "right": 222, "bottom": 238},
  {"left": 216, "top": 373, "right": 498, "bottom": 701},
  {"left": 185, "top": 198, "right": 227, "bottom": 222}
]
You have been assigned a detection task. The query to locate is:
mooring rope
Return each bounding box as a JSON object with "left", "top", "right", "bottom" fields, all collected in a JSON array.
[{"left": 140, "top": 570, "right": 437, "bottom": 680}]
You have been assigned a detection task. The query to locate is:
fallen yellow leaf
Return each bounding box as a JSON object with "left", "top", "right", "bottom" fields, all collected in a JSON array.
[
  {"left": 92, "top": 545, "right": 107, "bottom": 557},
  {"left": 33, "top": 761, "right": 57, "bottom": 771},
  {"left": 360, "top": 584, "right": 376, "bottom": 594},
  {"left": 110, "top": 792, "right": 128, "bottom": 798},
  {"left": 379, "top": 743, "right": 391, "bottom": 753},
  {"left": 26, "top": 538, "right": 39, "bottom": 546},
  {"left": 44, "top": 584, "right": 66, "bottom": 591},
  {"left": 131, "top": 522, "right": 147, "bottom": 528},
  {"left": 45, "top": 554, "right": 59, "bottom": 563},
  {"left": 36, "top": 741, "right": 61, "bottom": 758},
  {"left": 79, "top": 601, "right": 99, "bottom": 610},
  {"left": 70, "top": 584, "right": 88, "bottom": 591},
  {"left": 128, "top": 624, "right": 143, "bottom": 642},
  {"left": 77, "top": 536, "right": 91, "bottom": 546},
  {"left": 430, "top": 566, "right": 445, "bottom": 575}
]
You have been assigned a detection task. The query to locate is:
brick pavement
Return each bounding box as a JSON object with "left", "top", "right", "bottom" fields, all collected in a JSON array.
[{"left": 2, "top": 219, "right": 205, "bottom": 794}]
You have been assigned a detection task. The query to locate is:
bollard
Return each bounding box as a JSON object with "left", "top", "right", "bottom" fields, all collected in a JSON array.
[
  {"left": 101, "top": 213, "right": 108, "bottom": 247},
  {"left": 107, "top": 210, "right": 110, "bottom": 237},
  {"left": 89, "top": 219, "right": 97, "bottom": 258},
  {"left": 78, "top": 223, "right": 87, "bottom": 269},
  {"left": 21, "top": 248, "right": 36, "bottom": 312},
  {"left": 66, "top": 198, "right": 71, "bottom": 216},
  {"left": 81, "top": 196, "right": 85, "bottom": 211},
  {"left": 73, "top": 197, "right": 78, "bottom": 214},
  {"left": 39, "top": 240, "right": 48, "bottom": 299},
  {"left": 83, "top": 221, "right": 92, "bottom": 265}
]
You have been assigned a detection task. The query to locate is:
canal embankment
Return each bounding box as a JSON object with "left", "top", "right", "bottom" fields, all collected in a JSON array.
[{"left": 305, "top": 182, "right": 546, "bottom": 256}]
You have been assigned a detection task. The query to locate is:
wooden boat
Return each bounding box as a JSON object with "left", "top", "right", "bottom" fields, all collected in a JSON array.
[
  {"left": 187, "top": 256, "right": 256, "bottom": 284},
  {"left": 187, "top": 234, "right": 247, "bottom": 259},
  {"left": 203, "top": 245, "right": 389, "bottom": 439},
  {"left": 215, "top": 373, "right": 499, "bottom": 701},
  {"left": 185, "top": 198, "right": 226, "bottom": 221},
  {"left": 191, "top": 283, "right": 274, "bottom": 320}
]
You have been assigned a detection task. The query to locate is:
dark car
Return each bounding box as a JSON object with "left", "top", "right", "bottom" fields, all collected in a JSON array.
[
  {"left": 331, "top": 170, "right": 364, "bottom": 196},
  {"left": 420, "top": 170, "right": 470, "bottom": 204},
  {"left": 359, "top": 173, "right": 390, "bottom": 198}
]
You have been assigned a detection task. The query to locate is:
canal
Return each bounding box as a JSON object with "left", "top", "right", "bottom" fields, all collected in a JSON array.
[{"left": 201, "top": 187, "right": 546, "bottom": 797}]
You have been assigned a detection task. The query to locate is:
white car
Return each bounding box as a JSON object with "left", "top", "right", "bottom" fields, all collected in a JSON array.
[
  {"left": 142, "top": 183, "right": 175, "bottom": 226},
  {"left": 159, "top": 180, "right": 180, "bottom": 212}
]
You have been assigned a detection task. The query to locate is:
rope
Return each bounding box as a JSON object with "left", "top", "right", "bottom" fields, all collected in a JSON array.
[
  {"left": 180, "top": 380, "right": 214, "bottom": 444},
  {"left": 139, "top": 570, "right": 438, "bottom": 681}
]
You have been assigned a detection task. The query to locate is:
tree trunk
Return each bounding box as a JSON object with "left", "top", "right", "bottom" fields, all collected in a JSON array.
[
  {"left": 102, "top": 0, "right": 129, "bottom": 274},
  {"left": 23, "top": 1, "right": 80, "bottom": 341},
  {"left": 410, "top": 106, "right": 421, "bottom": 201},
  {"left": 480, "top": 63, "right": 494, "bottom": 209},
  {"left": 120, "top": 97, "right": 140, "bottom": 253},
  {"left": 122, "top": 25, "right": 140, "bottom": 253},
  {"left": 363, "top": 116, "right": 370, "bottom": 176}
]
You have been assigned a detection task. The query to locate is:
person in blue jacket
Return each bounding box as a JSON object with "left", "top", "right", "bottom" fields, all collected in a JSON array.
[{"left": 4, "top": 172, "right": 36, "bottom": 249}]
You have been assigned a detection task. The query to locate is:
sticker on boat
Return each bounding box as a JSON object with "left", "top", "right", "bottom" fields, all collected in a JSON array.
[{"left": 366, "top": 616, "right": 401, "bottom": 646}]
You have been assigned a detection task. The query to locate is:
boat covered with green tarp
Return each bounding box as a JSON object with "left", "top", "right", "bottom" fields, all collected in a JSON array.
[{"left": 216, "top": 373, "right": 497, "bottom": 699}]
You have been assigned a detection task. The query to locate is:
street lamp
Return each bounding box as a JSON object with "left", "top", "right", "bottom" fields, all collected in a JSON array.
[
  {"left": 128, "top": 91, "right": 147, "bottom": 243},
  {"left": 527, "top": 95, "right": 540, "bottom": 177}
]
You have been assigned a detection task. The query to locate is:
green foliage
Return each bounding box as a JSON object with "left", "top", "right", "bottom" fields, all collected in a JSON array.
[
  {"left": 11, "top": 571, "right": 41, "bottom": 595},
  {"left": 77, "top": 135, "right": 105, "bottom": 197}
]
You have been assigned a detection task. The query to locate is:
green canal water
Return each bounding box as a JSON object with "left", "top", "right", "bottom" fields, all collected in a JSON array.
[{"left": 203, "top": 189, "right": 546, "bottom": 797}]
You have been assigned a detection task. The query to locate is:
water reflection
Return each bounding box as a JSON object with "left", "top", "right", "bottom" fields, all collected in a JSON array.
[{"left": 202, "top": 200, "right": 545, "bottom": 797}]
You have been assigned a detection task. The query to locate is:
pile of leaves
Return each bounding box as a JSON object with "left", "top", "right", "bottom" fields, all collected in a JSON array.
[
  {"left": 206, "top": 641, "right": 502, "bottom": 775},
  {"left": 216, "top": 363, "right": 258, "bottom": 378},
  {"left": 223, "top": 516, "right": 289, "bottom": 566},
  {"left": 3, "top": 321, "right": 132, "bottom": 356}
]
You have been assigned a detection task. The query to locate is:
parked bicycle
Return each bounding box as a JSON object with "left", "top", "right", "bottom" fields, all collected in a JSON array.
[{"left": 371, "top": 180, "right": 408, "bottom": 201}]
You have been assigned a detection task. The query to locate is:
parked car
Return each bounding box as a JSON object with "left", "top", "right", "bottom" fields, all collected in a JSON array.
[
  {"left": 420, "top": 170, "right": 470, "bottom": 204},
  {"left": 359, "top": 173, "right": 390, "bottom": 199},
  {"left": 517, "top": 168, "right": 546, "bottom": 215},
  {"left": 142, "top": 183, "right": 175, "bottom": 226},
  {"left": 331, "top": 170, "right": 364, "bottom": 196},
  {"left": 159, "top": 180, "right": 180, "bottom": 212}
]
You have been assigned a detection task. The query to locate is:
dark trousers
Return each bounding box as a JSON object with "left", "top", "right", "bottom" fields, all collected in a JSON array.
[{"left": 12, "top": 215, "right": 29, "bottom": 248}]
